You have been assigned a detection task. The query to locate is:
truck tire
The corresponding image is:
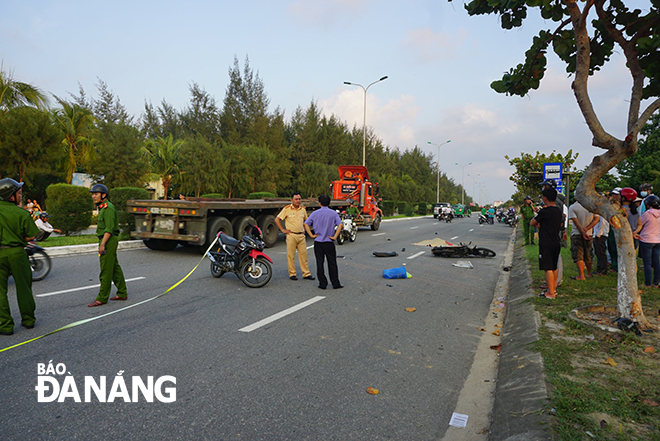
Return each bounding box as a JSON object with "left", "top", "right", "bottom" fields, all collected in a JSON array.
[
  {"left": 370, "top": 214, "right": 381, "bottom": 231},
  {"left": 232, "top": 215, "right": 256, "bottom": 240},
  {"left": 207, "top": 217, "right": 233, "bottom": 251},
  {"left": 257, "top": 214, "right": 278, "bottom": 248}
]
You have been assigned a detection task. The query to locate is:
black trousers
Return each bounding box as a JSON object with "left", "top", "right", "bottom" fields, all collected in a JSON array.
[
  {"left": 34, "top": 230, "right": 51, "bottom": 242},
  {"left": 594, "top": 236, "right": 608, "bottom": 274},
  {"left": 314, "top": 241, "right": 341, "bottom": 288}
]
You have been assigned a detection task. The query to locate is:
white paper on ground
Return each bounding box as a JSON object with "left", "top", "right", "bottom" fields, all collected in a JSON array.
[
  {"left": 452, "top": 261, "right": 473, "bottom": 269},
  {"left": 449, "top": 412, "right": 469, "bottom": 428}
]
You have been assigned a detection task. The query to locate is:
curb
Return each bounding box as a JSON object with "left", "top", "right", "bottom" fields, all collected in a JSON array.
[
  {"left": 45, "top": 240, "right": 146, "bottom": 257},
  {"left": 489, "top": 233, "right": 553, "bottom": 440}
]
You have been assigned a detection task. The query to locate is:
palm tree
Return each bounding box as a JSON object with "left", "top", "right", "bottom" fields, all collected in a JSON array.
[
  {"left": 53, "top": 99, "right": 96, "bottom": 183},
  {"left": 0, "top": 63, "right": 49, "bottom": 113},
  {"left": 144, "top": 135, "right": 184, "bottom": 199}
]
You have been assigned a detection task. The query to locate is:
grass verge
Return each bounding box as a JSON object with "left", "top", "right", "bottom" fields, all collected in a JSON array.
[
  {"left": 523, "top": 238, "right": 660, "bottom": 440},
  {"left": 38, "top": 233, "right": 132, "bottom": 247}
]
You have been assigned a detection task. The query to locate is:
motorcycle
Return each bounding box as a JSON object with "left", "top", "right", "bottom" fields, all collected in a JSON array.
[
  {"left": 208, "top": 224, "right": 273, "bottom": 288},
  {"left": 478, "top": 213, "right": 488, "bottom": 224},
  {"left": 336, "top": 214, "right": 358, "bottom": 245},
  {"left": 431, "top": 242, "right": 497, "bottom": 258},
  {"left": 439, "top": 212, "right": 452, "bottom": 223},
  {"left": 26, "top": 242, "right": 51, "bottom": 281},
  {"left": 506, "top": 213, "right": 519, "bottom": 228}
]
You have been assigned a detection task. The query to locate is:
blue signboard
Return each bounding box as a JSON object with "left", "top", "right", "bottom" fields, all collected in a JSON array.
[{"left": 543, "top": 162, "right": 563, "bottom": 194}]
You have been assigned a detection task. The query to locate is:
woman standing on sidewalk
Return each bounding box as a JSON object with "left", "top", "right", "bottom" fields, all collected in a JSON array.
[{"left": 633, "top": 195, "right": 660, "bottom": 287}]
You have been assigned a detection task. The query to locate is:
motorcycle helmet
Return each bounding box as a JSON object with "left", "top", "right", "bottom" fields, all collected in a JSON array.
[
  {"left": 645, "top": 194, "right": 660, "bottom": 209},
  {"left": 90, "top": 184, "right": 109, "bottom": 195},
  {"left": 620, "top": 187, "right": 638, "bottom": 203},
  {"left": 39, "top": 211, "right": 50, "bottom": 218},
  {"left": 524, "top": 195, "right": 531, "bottom": 201},
  {"left": 0, "top": 178, "right": 24, "bottom": 202}
]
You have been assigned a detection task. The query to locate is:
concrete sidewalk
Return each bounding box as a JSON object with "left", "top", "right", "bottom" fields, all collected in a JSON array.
[{"left": 489, "top": 238, "right": 553, "bottom": 440}]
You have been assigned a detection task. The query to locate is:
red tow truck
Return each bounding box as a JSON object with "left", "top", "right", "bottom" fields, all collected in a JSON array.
[{"left": 330, "top": 165, "right": 383, "bottom": 230}]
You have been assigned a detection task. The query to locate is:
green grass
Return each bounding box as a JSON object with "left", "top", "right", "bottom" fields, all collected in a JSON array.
[
  {"left": 523, "top": 238, "right": 660, "bottom": 440},
  {"left": 38, "top": 232, "right": 132, "bottom": 247}
]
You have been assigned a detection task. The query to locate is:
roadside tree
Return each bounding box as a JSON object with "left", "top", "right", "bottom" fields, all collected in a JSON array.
[{"left": 467, "top": 0, "right": 660, "bottom": 326}]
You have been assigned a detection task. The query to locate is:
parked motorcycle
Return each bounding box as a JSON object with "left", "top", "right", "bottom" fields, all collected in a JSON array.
[
  {"left": 26, "top": 242, "right": 51, "bottom": 281},
  {"left": 336, "top": 215, "right": 358, "bottom": 245},
  {"left": 506, "top": 213, "right": 519, "bottom": 228},
  {"left": 208, "top": 225, "right": 273, "bottom": 288},
  {"left": 478, "top": 213, "right": 488, "bottom": 224}
]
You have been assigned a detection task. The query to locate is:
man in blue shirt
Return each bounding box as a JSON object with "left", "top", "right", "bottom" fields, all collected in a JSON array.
[{"left": 304, "top": 194, "right": 343, "bottom": 290}]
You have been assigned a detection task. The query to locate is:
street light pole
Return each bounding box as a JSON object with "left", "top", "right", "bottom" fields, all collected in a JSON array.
[
  {"left": 344, "top": 76, "right": 388, "bottom": 167},
  {"left": 455, "top": 162, "right": 472, "bottom": 206},
  {"left": 468, "top": 173, "right": 480, "bottom": 206},
  {"left": 427, "top": 140, "right": 451, "bottom": 204}
]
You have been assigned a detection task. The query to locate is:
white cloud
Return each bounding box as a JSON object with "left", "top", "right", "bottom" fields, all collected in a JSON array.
[{"left": 401, "top": 27, "right": 468, "bottom": 63}]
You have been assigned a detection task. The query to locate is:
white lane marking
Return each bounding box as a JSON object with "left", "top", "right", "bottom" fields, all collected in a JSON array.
[
  {"left": 410, "top": 226, "right": 419, "bottom": 229},
  {"left": 372, "top": 233, "right": 386, "bottom": 236},
  {"left": 239, "top": 296, "right": 326, "bottom": 333},
  {"left": 407, "top": 251, "right": 425, "bottom": 260},
  {"left": 36, "top": 277, "right": 146, "bottom": 298},
  {"left": 307, "top": 245, "right": 314, "bottom": 249},
  {"left": 469, "top": 229, "right": 474, "bottom": 232},
  {"left": 450, "top": 236, "right": 459, "bottom": 240}
]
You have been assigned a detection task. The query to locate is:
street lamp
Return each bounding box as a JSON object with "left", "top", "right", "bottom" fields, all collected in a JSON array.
[
  {"left": 427, "top": 140, "right": 451, "bottom": 204},
  {"left": 455, "top": 162, "right": 472, "bottom": 206},
  {"left": 344, "top": 76, "right": 388, "bottom": 167},
  {"left": 467, "top": 173, "right": 480, "bottom": 206}
]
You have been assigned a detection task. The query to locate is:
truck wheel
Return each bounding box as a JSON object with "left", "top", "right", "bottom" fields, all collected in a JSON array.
[
  {"left": 370, "top": 215, "right": 381, "bottom": 231},
  {"left": 207, "top": 217, "right": 233, "bottom": 251},
  {"left": 257, "top": 214, "right": 278, "bottom": 248},
  {"left": 232, "top": 215, "right": 256, "bottom": 240}
]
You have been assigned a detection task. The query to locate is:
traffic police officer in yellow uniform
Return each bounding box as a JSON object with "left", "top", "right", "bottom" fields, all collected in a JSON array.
[
  {"left": 88, "top": 184, "right": 128, "bottom": 307},
  {"left": 0, "top": 178, "right": 40, "bottom": 335}
]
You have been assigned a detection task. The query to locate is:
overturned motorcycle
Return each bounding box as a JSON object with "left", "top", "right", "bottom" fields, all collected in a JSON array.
[{"left": 207, "top": 225, "right": 273, "bottom": 288}]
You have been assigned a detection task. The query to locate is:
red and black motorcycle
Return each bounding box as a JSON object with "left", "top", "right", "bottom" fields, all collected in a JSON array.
[{"left": 208, "top": 225, "right": 273, "bottom": 288}]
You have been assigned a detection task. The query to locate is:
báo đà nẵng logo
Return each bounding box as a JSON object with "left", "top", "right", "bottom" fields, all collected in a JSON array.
[{"left": 35, "top": 361, "right": 176, "bottom": 403}]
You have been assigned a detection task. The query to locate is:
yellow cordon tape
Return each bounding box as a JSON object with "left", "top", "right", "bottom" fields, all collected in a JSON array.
[{"left": 0, "top": 237, "right": 219, "bottom": 354}]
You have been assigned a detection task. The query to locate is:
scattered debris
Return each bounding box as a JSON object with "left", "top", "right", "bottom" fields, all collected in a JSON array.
[
  {"left": 492, "top": 329, "right": 500, "bottom": 336},
  {"left": 452, "top": 261, "right": 473, "bottom": 269},
  {"left": 449, "top": 412, "right": 469, "bottom": 428},
  {"left": 366, "top": 387, "right": 379, "bottom": 395},
  {"left": 644, "top": 346, "right": 655, "bottom": 353},
  {"left": 490, "top": 344, "right": 502, "bottom": 351},
  {"left": 383, "top": 266, "right": 411, "bottom": 279},
  {"left": 603, "top": 358, "right": 618, "bottom": 366},
  {"left": 373, "top": 251, "right": 398, "bottom": 257},
  {"left": 478, "top": 327, "right": 486, "bottom": 332},
  {"left": 386, "top": 284, "right": 393, "bottom": 287},
  {"left": 401, "top": 247, "right": 406, "bottom": 252},
  {"left": 405, "top": 307, "right": 416, "bottom": 312},
  {"left": 613, "top": 317, "right": 642, "bottom": 336}
]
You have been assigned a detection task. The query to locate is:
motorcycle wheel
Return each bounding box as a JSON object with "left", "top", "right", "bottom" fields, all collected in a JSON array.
[
  {"left": 479, "top": 217, "right": 484, "bottom": 224},
  {"left": 30, "top": 250, "right": 51, "bottom": 281},
  {"left": 210, "top": 261, "right": 226, "bottom": 278},
  {"left": 475, "top": 247, "right": 496, "bottom": 257},
  {"left": 337, "top": 233, "right": 345, "bottom": 245},
  {"left": 239, "top": 257, "right": 272, "bottom": 288},
  {"left": 349, "top": 228, "right": 357, "bottom": 242}
]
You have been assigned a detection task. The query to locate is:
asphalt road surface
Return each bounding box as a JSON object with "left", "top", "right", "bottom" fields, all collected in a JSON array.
[{"left": 1, "top": 215, "right": 514, "bottom": 440}]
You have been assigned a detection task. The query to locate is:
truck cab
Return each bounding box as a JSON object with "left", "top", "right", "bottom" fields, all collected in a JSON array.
[{"left": 330, "top": 165, "right": 382, "bottom": 230}]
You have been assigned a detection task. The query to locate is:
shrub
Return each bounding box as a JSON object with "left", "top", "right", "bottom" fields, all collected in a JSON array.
[
  {"left": 382, "top": 200, "right": 396, "bottom": 216},
  {"left": 248, "top": 192, "right": 277, "bottom": 199},
  {"left": 45, "top": 184, "right": 94, "bottom": 236},
  {"left": 417, "top": 202, "right": 429, "bottom": 215},
  {"left": 200, "top": 193, "right": 224, "bottom": 198},
  {"left": 397, "top": 201, "right": 413, "bottom": 217},
  {"left": 109, "top": 187, "right": 150, "bottom": 235}
]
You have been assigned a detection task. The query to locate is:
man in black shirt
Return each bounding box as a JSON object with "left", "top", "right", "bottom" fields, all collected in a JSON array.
[{"left": 530, "top": 187, "right": 563, "bottom": 299}]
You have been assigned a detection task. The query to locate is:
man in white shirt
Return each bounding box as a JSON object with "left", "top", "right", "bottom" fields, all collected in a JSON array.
[
  {"left": 34, "top": 212, "right": 62, "bottom": 242},
  {"left": 568, "top": 200, "right": 600, "bottom": 280}
]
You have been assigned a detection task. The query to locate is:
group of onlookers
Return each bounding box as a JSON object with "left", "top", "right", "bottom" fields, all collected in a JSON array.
[{"left": 521, "top": 181, "right": 660, "bottom": 298}]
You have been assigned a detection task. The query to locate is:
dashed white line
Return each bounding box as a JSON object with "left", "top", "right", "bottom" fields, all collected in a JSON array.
[
  {"left": 239, "top": 296, "right": 326, "bottom": 332},
  {"left": 372, "top": 233, "right": 386, "bottom": 236},
  {"left": 410, "top": 226, "right": 419, "bottom": 229},
  {"left": 450, "top": 236, "right": 459, "bottom": 240},
  {"left": 36, "top": 277, "right": 146, "bottom": 298},
  {"left": 469, "top": 229, "right": 474, "bottom": 232},
  {"left": 407, "top": 251, "right": 426, "bottom": 260}
]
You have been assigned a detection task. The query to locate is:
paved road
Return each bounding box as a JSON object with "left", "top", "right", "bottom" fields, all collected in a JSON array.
[{"left": 1, "top": 216, "right": 513, "bottom": 440}]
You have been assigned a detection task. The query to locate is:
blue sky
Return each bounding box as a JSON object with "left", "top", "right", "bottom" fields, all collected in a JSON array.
[{"left": 1, "top": 0, "right": 645, "bottom": 203}]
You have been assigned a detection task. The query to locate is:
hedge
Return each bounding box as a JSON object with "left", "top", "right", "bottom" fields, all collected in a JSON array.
[
  {"left": 417, "top": 202, "right": 429, "bottom": 215},
  {"left": 200, "top": 193, "right": 224, "bottom": 198},
  {"left": 397, "top": 201, "right": 413, "bottom": 217},
  {"left": 110, "top": 187, "right": 150, "bottom": 235},
  {"left": 248, "top": 192, "right": 277, "bottom": 199},
  {"left": 382, "top": 201, "right": 396, "bottom": 216},
  {"left": 45, "top": 184, "right": 94, "bottom": 236}
]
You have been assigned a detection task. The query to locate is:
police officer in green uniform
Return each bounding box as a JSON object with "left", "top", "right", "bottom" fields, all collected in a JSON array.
[
  {"left": 88, "top": 184, "right": 128, "bottom": 307},
  {"left": 520, "top": 196, "right": 537, "bottom": 245},
  {"left": 0, "top": 178, "right": 40, "bottom": 335}
]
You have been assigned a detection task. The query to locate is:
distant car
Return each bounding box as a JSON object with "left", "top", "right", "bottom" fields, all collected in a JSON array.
[
  {"left": 433, "top": 202, "right": 451, "bottom": 218},
  {"left": 453, "top": 204, "right": 465, "bottom": 218}
]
